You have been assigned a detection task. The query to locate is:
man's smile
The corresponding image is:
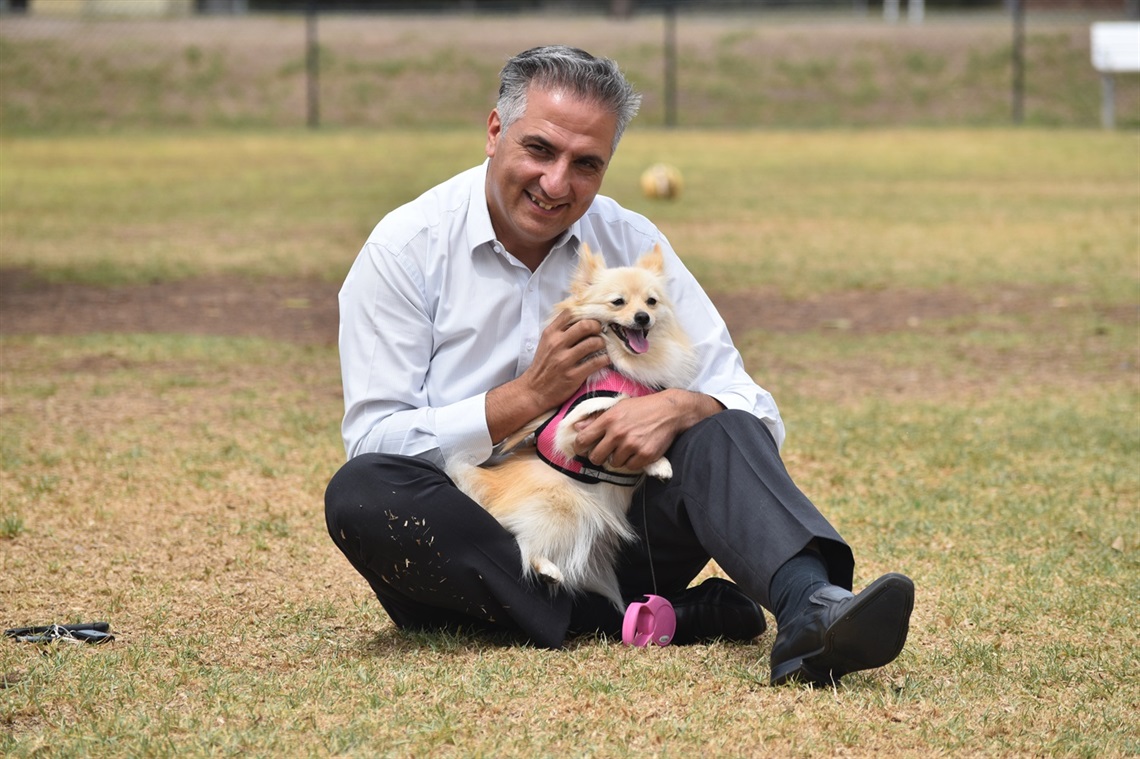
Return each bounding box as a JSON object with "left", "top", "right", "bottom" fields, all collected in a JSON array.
[{"left": 527, "top": 190, "right": 562, "bottom": 212}]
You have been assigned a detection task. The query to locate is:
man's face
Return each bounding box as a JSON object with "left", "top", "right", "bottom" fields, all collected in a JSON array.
[{"left": 485, "top": 86, "right": 618, "bottom": 265}]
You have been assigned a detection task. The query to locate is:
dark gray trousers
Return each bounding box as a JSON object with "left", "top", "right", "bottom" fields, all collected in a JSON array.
[{"left": 324, "top": 409, "right": 854, "bottom": 649}]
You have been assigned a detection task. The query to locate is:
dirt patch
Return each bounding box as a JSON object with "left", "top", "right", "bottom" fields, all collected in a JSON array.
[
  {"left": 3, "top": 268, "right": 1137, "bottom": 408},
  {"left": 3, "top": 268, "right": 1124, "bottom": 346},
  {"left": 0, "top": 271, "right": 341, "bottom": 346}
]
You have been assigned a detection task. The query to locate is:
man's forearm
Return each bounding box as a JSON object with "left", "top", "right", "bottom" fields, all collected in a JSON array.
[{"left": 484, "top": 376, "right": 554, "bottom": 445}]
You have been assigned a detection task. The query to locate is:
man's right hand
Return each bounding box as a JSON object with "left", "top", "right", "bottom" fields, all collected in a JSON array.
[{"left": 485, "top": 310, "right": 610, "bottom": 444}]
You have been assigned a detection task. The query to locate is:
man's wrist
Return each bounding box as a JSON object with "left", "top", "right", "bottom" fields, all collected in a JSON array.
[
  {"left": 485, "top": 376, "right": 547, "bottom": 444},
  {"left": 663, "top": 388, "right": 723, "bottom": 432}
]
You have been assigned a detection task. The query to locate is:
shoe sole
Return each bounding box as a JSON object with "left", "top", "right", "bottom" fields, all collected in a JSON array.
[{"left": 770, "top": 572, "right": 914, "bottom": 686}]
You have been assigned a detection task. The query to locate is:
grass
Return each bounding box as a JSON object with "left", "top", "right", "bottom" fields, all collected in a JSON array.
[
  {"left": 618, "top": 129, "right": 1140, "bottom": 302},
  {"left": 0, "top": 131, "right": 485, "bottom": 284},
  {"left": 1, "top": 129, "right": 1138, "bottom": 755},
  {"left": 1, "top": 129, "right": 1137, "bottom": 301},
  {"left": 1, "top": 329, "right": 1135, "bottom": 756}
]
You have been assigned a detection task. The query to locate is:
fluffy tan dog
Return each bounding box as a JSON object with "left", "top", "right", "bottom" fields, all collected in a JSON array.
[{"left": 448, "top": 244, "right": 697, "bottom": 611}]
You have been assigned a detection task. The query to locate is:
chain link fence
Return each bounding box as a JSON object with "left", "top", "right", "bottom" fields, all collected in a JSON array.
[{"left": 1, "top": 7, "right": 1136, "bottom": 133}]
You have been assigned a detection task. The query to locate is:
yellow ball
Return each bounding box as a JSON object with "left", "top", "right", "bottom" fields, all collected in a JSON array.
[{"left": 640, "top": 163, "right": 683, "bottom": 200}]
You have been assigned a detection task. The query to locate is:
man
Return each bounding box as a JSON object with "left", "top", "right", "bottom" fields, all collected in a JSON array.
[{"left": 325, "top": 45, "right": 914, "bottom": 687}]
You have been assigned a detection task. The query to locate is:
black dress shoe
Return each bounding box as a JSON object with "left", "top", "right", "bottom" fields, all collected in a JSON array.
[
  {"left": 667, "top": 578, "right": 766, "bottom": 645},
  {"left": 769, "top": 573, "right": 914, "bottom": 686}
]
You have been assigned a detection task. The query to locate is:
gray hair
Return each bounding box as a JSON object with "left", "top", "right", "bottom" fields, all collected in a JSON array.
[{"left": 496, "top": 46, "right": 642, "bottom": 154}]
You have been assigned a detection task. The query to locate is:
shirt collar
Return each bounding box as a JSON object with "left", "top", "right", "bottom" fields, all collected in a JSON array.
[
  {"left": 465, "top": 160, "right": 497, "bottom": 254},
  {"left": 466, "top": 159, "right": 582, "bottom": 260}
]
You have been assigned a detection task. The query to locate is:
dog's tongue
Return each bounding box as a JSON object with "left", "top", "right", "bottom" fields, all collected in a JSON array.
[{"left": 628, "top": 329, "right": 649, "bottom": 354}]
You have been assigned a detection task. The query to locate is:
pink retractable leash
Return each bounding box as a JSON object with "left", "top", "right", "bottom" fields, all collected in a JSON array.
[
  {"left": 622, "top": 594, "right": 675, "bottom": 647},
  {"left": 622, "top": 489, "right": 675, "bottom": 647}
]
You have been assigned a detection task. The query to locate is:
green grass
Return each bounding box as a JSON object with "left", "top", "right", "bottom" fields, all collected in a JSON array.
[
  {"left": 2, "top": 129, "right": 1137, "bottom": 301},
  {"left": 0, "top": 131, "right": 484, "bottom": 283},
  {"left": 1, "top": 128, "right": 1138, "bottom": 755},
  {"left": 614, "top": 129, "right": 1140, "bottom": 302}
]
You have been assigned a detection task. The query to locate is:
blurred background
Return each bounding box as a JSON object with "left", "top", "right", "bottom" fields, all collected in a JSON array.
[{"left": 1, "top": 0, "right": 1137, "bottom": 133}]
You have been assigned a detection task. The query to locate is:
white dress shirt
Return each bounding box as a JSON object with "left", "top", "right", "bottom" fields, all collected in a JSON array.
[{"left": 338, "top": 160, "right": 785, "bottom": 467}]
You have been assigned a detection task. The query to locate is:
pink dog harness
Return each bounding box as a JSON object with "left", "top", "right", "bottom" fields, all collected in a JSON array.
[{"left": 535, "top": 368, "right": 657, "bottom": 486}]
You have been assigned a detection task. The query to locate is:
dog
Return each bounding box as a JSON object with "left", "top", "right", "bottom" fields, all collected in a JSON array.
[{"left": 447, "top": 244, "right": 697, "bottom": 612}]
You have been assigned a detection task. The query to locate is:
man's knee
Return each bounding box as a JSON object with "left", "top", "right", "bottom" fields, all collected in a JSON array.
[
  {"left": 326, "top": 453, "right": 445, "bottom": 509},
  {"left": 678, "top": 408, "right": 778, "bottom": 454},
  {"left": 715, "top": 408, "right": 778, "bottom": 443},
  {"left": 325, "top": 454, "right": 444, "bottom": 551}
]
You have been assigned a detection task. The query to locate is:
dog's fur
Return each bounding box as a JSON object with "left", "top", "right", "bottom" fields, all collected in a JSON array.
[{"left": 447, "top": 244, "right": 697, "bottom": 611}]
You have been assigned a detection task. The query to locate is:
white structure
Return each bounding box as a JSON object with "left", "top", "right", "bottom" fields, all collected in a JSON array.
[{"left": 1091, "top": 22, "right": 1140, "bottom": 128}]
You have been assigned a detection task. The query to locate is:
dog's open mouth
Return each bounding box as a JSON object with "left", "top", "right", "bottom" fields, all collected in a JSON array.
[{"left": 610, "top": 324, "right": 649, "bottom": 355}]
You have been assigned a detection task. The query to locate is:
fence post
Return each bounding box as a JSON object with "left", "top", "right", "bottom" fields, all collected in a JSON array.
[
  {"left": 884, "top": 0, "right": 900, "bottom": 24},
  {"left": 664, "top": 0, "right": 677, "bottom": 128},
  {"left": 1100, "top": 73, "right": 1116, "bottom": 128},
  {"left": 1011, "top": 0, "right": 1025, "bottom": 124},
  {"left": 908, "top": 0, "right": 924, "bottom": 25},
  {"left": 306, "top": 0, "right": 319, "bottom": 129}
]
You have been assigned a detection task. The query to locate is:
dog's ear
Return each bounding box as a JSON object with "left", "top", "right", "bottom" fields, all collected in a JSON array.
[
  {"left": 571, "top": 243, "right": 606, "bottom": 292},
  {"left": 638, "top": 244, "right": 666, "bottom": 276}
]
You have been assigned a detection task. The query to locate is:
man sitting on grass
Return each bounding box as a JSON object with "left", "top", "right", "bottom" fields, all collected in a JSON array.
[{"left": 324, "top": 44, "right": 914, "bottom": 687}]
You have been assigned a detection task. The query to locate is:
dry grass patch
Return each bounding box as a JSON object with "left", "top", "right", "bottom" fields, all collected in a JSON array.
[{"left": 2, "top": 323, "right": 1137, "bottom": 756}]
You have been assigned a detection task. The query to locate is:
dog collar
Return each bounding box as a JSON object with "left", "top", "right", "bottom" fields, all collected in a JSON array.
[{"left": 535, "top": 369, "right": 657, "bottom": 487}]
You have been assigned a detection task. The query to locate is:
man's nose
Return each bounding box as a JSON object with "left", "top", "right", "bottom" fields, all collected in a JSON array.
[{"left": 540, "top": 160, "right": 571, "bottom": 199}]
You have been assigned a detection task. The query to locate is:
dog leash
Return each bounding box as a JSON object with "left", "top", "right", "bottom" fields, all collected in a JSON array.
[
  {"left": 621, "top": 483, "right": 676, "bottom": 647},
  {"left": 641, "top": 486, "right": 659, "bottom": 596}
]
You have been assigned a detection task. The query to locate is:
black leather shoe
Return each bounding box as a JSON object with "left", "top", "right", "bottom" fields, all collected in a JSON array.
[
  {"left": 667, "top": 578, "right": 766, "bottom": 645},
  {"left": 769, "top": 573, "right": 914, "bottom": 687}
]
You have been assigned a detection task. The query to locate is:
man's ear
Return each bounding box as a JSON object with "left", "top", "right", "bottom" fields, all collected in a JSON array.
[{"left": 486, "top": 109, "right": 502, "bottom": 158}]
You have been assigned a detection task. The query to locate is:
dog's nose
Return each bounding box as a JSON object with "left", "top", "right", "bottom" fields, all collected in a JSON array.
[{"left": 634, "top": 311, "right": 650, "bottom": 327}]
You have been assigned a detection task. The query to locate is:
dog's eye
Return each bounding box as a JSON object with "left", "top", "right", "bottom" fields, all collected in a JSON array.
[
  {"left": 646, "top": 298, "right": 657, "bottom": 307},
  {"left": 611, "top": 298, "right": 625, "bottom": 307}
]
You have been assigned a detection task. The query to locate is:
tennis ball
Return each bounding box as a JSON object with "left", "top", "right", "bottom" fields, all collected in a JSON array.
[{"left": 640, "top": 163, "right": 683, "bottom": 200}]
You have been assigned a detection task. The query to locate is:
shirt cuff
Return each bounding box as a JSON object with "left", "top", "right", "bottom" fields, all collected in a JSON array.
[
  {"left": 434, "top": 392, "right": 495, "bottom": 466},
  {"left": 710, "top": 389, "right": 761, "bottom": 415}
]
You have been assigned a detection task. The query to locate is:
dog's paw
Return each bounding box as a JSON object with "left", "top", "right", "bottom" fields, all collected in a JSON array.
[
  {"left": 554, "top": 396, "right": 620, "bottom": 458},
  {"left": 564, "top": 395, "right": 620, "bottom": 424},
  {"left": 531, "top": 557, "right": 564, "bottom": 586},
  {"left": 643, "top": 457, "right": 673, "bottom": 481}
]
